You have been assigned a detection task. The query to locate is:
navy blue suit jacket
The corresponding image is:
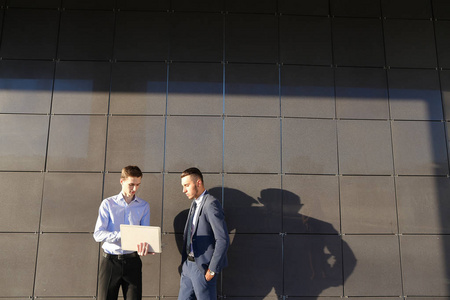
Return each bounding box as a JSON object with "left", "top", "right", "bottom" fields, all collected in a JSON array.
[{"left": 182, "top": 191, "right": 229, "bottom": 274}]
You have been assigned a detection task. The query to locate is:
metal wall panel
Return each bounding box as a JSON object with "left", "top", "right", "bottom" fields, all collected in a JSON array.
[{"left": 1, "top": 1, "right": 450, "bottom": 299}]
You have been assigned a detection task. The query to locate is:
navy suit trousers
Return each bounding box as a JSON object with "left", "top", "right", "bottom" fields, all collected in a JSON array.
[{"left": 178, "top": 260, "right": 217, "bottom": 300}]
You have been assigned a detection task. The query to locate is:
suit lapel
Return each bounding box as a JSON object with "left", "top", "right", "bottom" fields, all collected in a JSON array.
[{"left": 184, "top": 201, "right": 197, "bottom": 237}]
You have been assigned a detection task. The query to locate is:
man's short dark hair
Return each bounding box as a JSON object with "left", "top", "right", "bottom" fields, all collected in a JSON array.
[
  {"left": 181, "top": 167, "right": 203, "bottom": 182},
  {"left": 121, "top": 165, "right": 143, "bottom": 179}
]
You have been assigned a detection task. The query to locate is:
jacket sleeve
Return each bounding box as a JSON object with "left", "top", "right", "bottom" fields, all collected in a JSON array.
[{"left": 206, "top": 198, "right": 230, "bottom": 273}]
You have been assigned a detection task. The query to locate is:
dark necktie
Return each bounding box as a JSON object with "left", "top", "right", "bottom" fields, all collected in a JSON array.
[{"left": 186, "top": 201, "right": 197, "bottom": 255}]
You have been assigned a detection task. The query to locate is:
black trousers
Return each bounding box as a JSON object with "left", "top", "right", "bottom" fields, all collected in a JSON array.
[{"left": 98, "top": 254, "right": 143, "bottom": 300}]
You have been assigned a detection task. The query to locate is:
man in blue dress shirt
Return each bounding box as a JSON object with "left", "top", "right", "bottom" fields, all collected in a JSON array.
[{"left": 94, "top": 165, "right": 152, "bottom": 300}]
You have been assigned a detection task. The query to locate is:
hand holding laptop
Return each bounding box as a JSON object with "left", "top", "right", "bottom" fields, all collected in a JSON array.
[
  {"left": 137, "top": 242, "right": 155, "bottom": 256},
  {"left": 120, "top": 224, "right": 162, "bottom": 254}
]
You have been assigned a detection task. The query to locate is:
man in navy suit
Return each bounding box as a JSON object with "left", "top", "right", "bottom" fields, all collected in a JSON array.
[{"left": 178, "top": 167, "right": 230, "bottom": 300}]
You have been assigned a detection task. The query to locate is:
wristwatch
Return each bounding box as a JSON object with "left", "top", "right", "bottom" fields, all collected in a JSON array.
[{"left": 209, "top": 270, "right": 215, "bottom": 276}]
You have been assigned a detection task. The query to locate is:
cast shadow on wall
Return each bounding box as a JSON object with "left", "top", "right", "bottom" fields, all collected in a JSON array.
[{"left": 173, "top": 187, "right": 356, "bottom": 298}]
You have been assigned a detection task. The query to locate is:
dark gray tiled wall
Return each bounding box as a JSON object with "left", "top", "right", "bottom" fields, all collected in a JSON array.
[
  {"left": 47, "top": 115, "right": 107, "bottom": 171},
  {"left": 332, "top": 18, "right": 385, "bottom": 67},
  {"left": 58, "top": 10, "right": 115, "bottom": 60},
  {"left": 110, "top": 62, "right": 167, "bottom": 115},
  {"left": 279, "top": 16, "right": 332, "bottom": 65},
  {"left": 0, "top": 9, "right": 59, "bottom": 59},
  {"left": 335, "top": 67, "right": 389, "bottom": 119},
  {"left": 0, "top": 172, "right": 43, "bottom": 231},
  {"left": 0, "top": 114, "right": 49, "bottom": 171},
  {"left": 224, "top": 234, "right": 283, "bottom": 296},
  {"left": 388, "top": 69, "right": 443, "bottom": 120},
  {"left": 338, "top": 120, "right": 394, "bottom": 175},
  {"left": 396, "top": 177, "right": 450, "bottom": 233},
  {"left": 282, "top": 118, "right": 338, "bottom": 174},
  {"left": 384, "top": 19, "right": 437, "bottom": 68},
  {"left": 34, "top": 233, "right": 98, "bottom": 296},
  {"left": 401, "top": 235, "right": 450, "bottom": 296},
  {"left": 40, "top": 173, "right": 102, "bottom": 232},
  {"left": 392, "top": 121, "right": 448, "bottom": 175},
  {"left": 0, "top": 60, "right": 54, "bottom": 113},
  {"left": 225, "top": 64, "right": 279, "bottom": 116},
  {"left": 53, "top": 61, "right": 111, "bottom": 114},
  {"left": 225, "top": 14, "right": 278, "bottom": 63},
  {"left": 223, "top": 174, "right": 282, "bottom": 233},
  {"left": 170, "top": 13, "right": 223, "bottom": 62},
  {"left": 284, "top": 234, "right": 344, "bottom": 296},
  {"left": 168, "top": 63, "right": 223, "bottom": 115},
  {"left": 282, "top": 175, "right": 340, "bottom": 234},
  {"left": 343, "top": 235, "right": 402, "bottom": 296},
  {"left": 340, "top": 176, "right": 397, "bottom": 234},
  {"left": 331, "top": 0, "right": 381, "bottom": 17},
  {"left": 0, "top": 233, "right": 38, "bottom": 297},
  {"left": 281, "top": 65, "right": 335, "bottom": 118},
  {"left": 1, "top": 0, "right": 450, "bottom": 299},
  {"left": 114, "top": 12, "right": 169, "bottom": 61}
]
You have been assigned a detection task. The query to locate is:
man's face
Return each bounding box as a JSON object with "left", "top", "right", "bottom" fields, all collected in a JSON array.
[
  {"left": 181, "top": 175, "right": 200, "bottom": 200},
  {"left": 121, "top": 176, "right": 141, "bottom": 198}
]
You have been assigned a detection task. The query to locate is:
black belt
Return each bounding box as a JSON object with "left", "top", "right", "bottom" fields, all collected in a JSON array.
[
  {"left": 103, "top": 252, "right": 138, "bottom": 260},
  {"left": 187, "top": 255, "right": 195, "bottom": 262}
]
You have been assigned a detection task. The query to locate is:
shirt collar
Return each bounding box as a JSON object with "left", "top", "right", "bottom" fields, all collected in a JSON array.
[
  {"left": 194, "top": 190, "right": 207, "bottom": 205},
  {"left": 117, "top": 193, "right": 140, "bottom": 204}
]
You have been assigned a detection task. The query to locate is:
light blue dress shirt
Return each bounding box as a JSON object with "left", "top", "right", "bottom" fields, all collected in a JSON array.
[{"left": 93, "top": 193, "right": 150, "bottom": 254}]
